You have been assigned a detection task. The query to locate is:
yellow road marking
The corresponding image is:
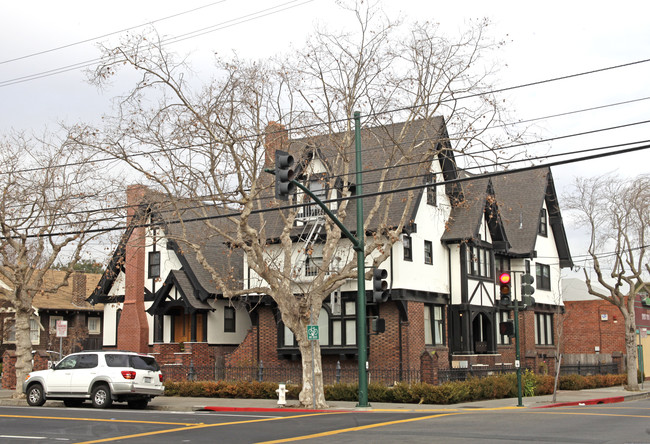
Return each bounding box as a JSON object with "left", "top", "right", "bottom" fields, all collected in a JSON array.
[
  {"left": 73, "top": 412, "right": 346, "bottom": 444},
  {"left": 0, "top": 414, "right": 195, "bottom": 426},
  {"left": 255, "top": 412, "right": 467, "bottom": 443}
]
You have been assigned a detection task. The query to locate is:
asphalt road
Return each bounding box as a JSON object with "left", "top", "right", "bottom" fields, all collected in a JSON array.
[{"left": 2, "top": 400, "right": 650, "bottom": 443}]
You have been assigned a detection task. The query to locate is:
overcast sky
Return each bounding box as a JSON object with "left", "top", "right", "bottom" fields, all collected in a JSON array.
[{"left": 1, "top": 0, "right": 649, "bottom": 273}]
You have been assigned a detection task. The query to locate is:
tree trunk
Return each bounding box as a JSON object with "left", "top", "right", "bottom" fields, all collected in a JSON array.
[
  {"left": 13, "top": 306, "right": 33, "bottom": 397},
  {"left": 625, "top": 315, "right": 640, "bottom": 390},
  {"left": 297, "top": 338, "right": 327, "bottom": 409}
]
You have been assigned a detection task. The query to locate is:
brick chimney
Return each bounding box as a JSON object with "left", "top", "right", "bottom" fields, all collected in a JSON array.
[
  {"left": 72, "top": 272, "right": 87, "bottom": 306},
  {"left": 117, "top": 184, "right": 150, "bottom": 353},
  {"left": 264, "top": 122, "right": 288, "bottom": 166}
]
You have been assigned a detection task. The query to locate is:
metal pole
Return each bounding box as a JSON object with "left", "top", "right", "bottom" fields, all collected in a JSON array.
[
  {"left": 513, "top": 272, "right": 523, "bottom": 407},
  {"left": 354, "top": 111, "right": 369, "bottom": 407},
  {"left": 311, "top": 310, "right": 316, "bottom": 409}
]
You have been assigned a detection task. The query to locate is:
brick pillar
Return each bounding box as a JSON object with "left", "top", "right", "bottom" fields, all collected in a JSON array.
[
  {"left": 420, "top": 351, "right": 439, "bottom": 385},
  {"left": 2, "top": 350, "right": 17, "bottom": 390},
  {"left": 117, "top": 185, "right": 149, "bottom": 353}
]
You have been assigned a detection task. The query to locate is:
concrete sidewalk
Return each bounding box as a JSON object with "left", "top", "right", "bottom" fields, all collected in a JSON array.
[{"left": 2, "top": 385, "right": 649, "bottom": 412}]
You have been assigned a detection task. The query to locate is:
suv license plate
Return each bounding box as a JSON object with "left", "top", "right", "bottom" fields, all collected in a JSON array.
[{"left": 144, "top": 377, "right": 152, "bottom": 383}]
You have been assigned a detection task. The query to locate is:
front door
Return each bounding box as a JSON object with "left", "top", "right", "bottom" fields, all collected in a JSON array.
[{"left": 172, "top": 312, "right": 205, "bottom": 343}]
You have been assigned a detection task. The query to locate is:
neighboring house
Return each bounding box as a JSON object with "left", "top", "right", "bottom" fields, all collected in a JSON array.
[
  {"left": 562, "top": 278, "right": 649, "bottom": 374},
  {"left": 1, "top": 271, "right": 103, "bottom": 389},
  {"left": 89, "top": 118, "right": 573, "bottom": 381},
  {"left": 0, "top": 271, "right": 103, "bottom": 357}
]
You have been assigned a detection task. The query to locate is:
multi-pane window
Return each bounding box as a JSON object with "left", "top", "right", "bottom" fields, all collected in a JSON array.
[
  {"left": 496, "top": 310, "right": 511, "bottom": 345},
  {"left": 424, "top": 241, "right": 433, "bottom": 265},
  {"left": 535, "top": 313, "right": 554, "bottom": 345},
  {"left": 29, "top": 319, "right": 40, "bottom": 344},
  {"left": 403, "top": 235, "right": 413, "bottom": 261},
  {"left": 49, "top": 316, "right": 63, "bottom": 334},
  {"left": 424, "top": 305, "right": 445, "bottom": 345},
  {"left": 88, "top": 317, "right": 101, "bottom": 335},
  {"left": 539, "top": 209, "right": 548, "bottom": 236},
  {"left": 284, "top": 307, "right": 331, "bottom": 347},
  {"left": 426, "top": 173, "right": 437, "bottom": 206},
  {"left": 224, "top": 306, "right": 236, "bottom": 332},
  {"left": 536, "top": 263, "right": 551, "bottom": 290},
  {"left": 332, "top": 301, "right": 357, "bottom": 346},
  {"left": 305, "top": 256, "right": 323, "bottom": 277},
  {"left": 5, "top": 319, "right": 40, "bottom": 344},
  {"left": 466, "top": 246, "right": 492, "bottom": 278},
  {"left": 148, "top": 251, "right": 161, "bottom": 278},
  {"left": 298, "top": 178, "right": 327, "bottom": 219}
]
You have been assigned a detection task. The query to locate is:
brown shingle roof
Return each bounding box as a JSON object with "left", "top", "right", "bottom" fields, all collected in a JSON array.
[{"left": 2, "top": 270, "right": 103, "bottom": 312}]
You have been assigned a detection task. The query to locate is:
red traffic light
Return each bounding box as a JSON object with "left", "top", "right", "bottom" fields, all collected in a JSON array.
[{"left": 499, "top": 273, "right": 511, "bottom": 285}]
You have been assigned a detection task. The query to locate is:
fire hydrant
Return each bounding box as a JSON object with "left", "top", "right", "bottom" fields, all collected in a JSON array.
[{"left": 276, "top": 383, "right": 288, "bottom": 406}]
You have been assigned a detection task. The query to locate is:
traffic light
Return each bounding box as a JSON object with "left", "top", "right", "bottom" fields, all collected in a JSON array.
[
  {"left": 372, "top": 268, "right": 389, "bottom": 303},
  {"left": 521, "top": 273, "right": 535, "bottom": 297},
  {"left": 499, "top": 272, "right": 511, "bottom": 306},
  {"left": 499, "top": 320, "right": 514, "bottom": 337},
  {"left": 370, "top": 317, "right": 386, "bottom": 334},
  {"left": 274, "top": 149, "right": 295, "bottom": 200}
]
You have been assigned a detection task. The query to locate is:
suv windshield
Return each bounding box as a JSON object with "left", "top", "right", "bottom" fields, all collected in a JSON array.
[{"left": 105, "top": 354, "right": 160, "bottom": 371}]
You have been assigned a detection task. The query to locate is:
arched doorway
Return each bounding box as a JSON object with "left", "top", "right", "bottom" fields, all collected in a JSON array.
[{"left": 472, "top": 312, "right": 492, "bottom": 354}]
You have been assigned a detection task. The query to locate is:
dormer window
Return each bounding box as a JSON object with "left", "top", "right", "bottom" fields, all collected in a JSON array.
[
  {"left": 538, "top": 209, "right": 548, "bottom": 237},
  {"left": 296, "top": 176, "right": 328, "bottom": 221}
]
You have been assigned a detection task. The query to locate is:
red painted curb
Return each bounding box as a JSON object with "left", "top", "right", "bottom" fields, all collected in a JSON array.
[
  {"left": 533, "top": 396, "right": 625, "bottom": 408},
  {"left": 202, "top": 406, "right": 344, "bottom": 413}
]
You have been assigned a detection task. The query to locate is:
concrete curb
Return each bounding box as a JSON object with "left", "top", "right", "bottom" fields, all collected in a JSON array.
[{"left": 532, "top": 391, "right": 650, "bottom": 409}]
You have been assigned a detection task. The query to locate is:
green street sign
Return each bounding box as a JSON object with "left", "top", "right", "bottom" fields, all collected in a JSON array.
[{"left": 307, "top": 325, "right": 319, "bottom": 341}]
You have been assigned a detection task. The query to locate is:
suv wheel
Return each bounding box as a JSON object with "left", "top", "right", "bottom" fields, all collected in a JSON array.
[
  {"left": 91, "top": 384, "right": 113, "bottom": 409},
  {"left": 128, "top": 399, "right": 149, "bottom": 409},
  {"left": 26, "top": 383, "right": 46, "bottom": 406}
]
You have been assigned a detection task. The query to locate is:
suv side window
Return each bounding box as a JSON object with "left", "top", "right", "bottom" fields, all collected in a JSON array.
[
  {"left": 105, "top": 354, "right": 129, "bottom": 367},
  {"left": 75, "top": 354, "right": 98, "bottom": 369},
  {"left": 56, "top": 355, "right": 78, "bottom": 370}
]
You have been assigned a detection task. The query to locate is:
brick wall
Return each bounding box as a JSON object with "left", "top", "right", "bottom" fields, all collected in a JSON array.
[{"left": 563, "top": 300, "right": 625, "bottom": 355}]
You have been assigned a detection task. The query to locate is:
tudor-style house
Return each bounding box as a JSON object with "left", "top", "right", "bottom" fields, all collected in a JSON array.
[{"left": 88, "top": 117, "right": 573, "bottom": 380}]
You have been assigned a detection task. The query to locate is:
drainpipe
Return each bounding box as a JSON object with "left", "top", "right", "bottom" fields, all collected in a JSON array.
[
  {"left": 445, "top": 243, "right": 453, "bottom": 368},
  {"left": 392, "top": 253, "right": 404, "bottom": 380}
]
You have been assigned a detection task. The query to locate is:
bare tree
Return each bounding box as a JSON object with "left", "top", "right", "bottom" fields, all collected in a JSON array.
[
  {"left": 74, "top": 2, "right": 522, "bottom": 407},
  {"left": 565, "top": 174, "right": 650, "bottom": 390},
  {"left": 0, "top": 132, "right": 113, "bottom": 396}
]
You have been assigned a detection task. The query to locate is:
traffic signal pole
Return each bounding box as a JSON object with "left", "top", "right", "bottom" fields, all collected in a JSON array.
[{"left": 513, "top": 272, "right": 523, "bottom": 407}]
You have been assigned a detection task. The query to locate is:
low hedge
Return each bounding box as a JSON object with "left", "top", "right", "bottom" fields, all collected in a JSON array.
[{"left": 163, "top": 372, "right": 627, "bottom": 404}]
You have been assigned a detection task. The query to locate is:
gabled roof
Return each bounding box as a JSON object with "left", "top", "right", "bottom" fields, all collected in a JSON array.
[
  {"left": 147, "top": 270, "right": 212, "bottom": 315},
  {"left": 491, "top": 168, "right": 572, "bottom": 267},
  {"left": 88, "top": 191, "right": 243, "bottom": 305},
  {"left": 262, "top": 117, "right": 458, "bottom": 240},
  {"left": 441, "top": 174, "right": 508, "bottom": 247}
]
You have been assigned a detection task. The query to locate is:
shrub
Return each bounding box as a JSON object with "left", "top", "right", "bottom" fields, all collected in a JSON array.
[{"left": 162, "top": 372, "right": 628, "bottom": 404}]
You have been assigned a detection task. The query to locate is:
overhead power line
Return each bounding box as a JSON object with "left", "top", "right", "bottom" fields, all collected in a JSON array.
[
  {"left": 4, "top": 140, "right": 649, "bottom": 240},
  {"left": 0, "top": 0, "right": 314, "bottom": 88},
  {"left": 0, "top": 0, "right": 228, "bottom": 65}
]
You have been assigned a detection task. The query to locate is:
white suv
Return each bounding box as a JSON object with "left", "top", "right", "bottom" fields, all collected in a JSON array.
[{"left": 23, "top": 350, "right": 164, "bottom": 409}]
